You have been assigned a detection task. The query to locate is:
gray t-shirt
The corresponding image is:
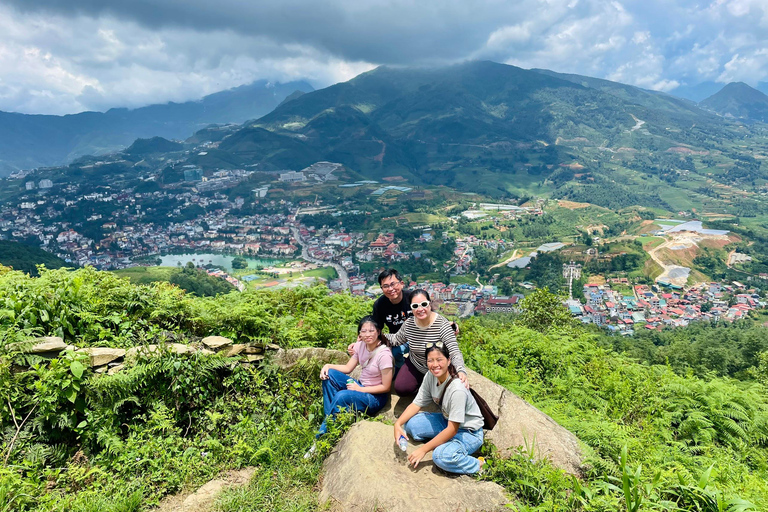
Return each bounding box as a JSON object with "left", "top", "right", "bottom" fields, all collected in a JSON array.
[{"left": 413, "top": 372, "right": 484, "bottom": 432}]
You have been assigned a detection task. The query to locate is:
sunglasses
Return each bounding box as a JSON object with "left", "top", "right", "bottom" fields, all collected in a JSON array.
[
  {"left": 424, "top": 341, "right": 444, "bottom": 349},
  {"left": 410, "top": 300, "right": 430, "bottom": 310}
]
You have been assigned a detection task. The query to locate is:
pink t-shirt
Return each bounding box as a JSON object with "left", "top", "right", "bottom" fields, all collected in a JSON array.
[{"left": 354, "top": 341, "right": 393, "bottom": 387}]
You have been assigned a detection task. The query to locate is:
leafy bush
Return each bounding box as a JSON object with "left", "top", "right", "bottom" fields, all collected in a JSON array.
[{"left": 1, "top": 268, "right": 765, "bottom": 511}]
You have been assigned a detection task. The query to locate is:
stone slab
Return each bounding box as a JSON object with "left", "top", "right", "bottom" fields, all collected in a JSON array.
[{"left": 320, "top": 421, "right": 508, "bottom": 512}]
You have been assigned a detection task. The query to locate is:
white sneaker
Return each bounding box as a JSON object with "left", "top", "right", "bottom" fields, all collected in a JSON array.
[{"left": 303, "top": 442, "right": 317, "bottom": 459}]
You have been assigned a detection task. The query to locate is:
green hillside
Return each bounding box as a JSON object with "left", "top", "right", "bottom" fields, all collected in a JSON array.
[
  {"left": 0, "top": 80, "right": 313, "bottom": 174},
  {"left": 0, "top": 267, "right": 765, "bottom": 511},
  {"left": 184, "top": 60, "right": 768, "bottom": 211},
  {"left": 700, "top": 82, "right": 768, "bottom": 122},
  {"left": 0, "top": 240, "right": 69, "bottom": 276}
]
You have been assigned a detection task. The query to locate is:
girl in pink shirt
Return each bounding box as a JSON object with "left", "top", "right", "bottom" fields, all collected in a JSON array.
[{"left": 307, "top": 316, "right": 393, "bottom": 454}]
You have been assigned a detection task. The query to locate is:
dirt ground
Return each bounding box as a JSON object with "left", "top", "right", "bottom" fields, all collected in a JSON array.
[{"left": 557, "top": 200, "right": 591, "bottom": 209}]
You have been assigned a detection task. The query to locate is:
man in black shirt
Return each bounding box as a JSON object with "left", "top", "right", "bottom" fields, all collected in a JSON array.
[
  {"left": 349, "top": 269, "right": 458, "bottom": 369},
  {"left": 349, "top": 269, "right": 412, "bottom": 369},
  {"left": 372, "top": 269, "right": 413, "bottom": 336}
]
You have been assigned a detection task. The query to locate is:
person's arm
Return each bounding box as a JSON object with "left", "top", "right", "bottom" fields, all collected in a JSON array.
[
  {"left": 407, "top": 421, "right": 460, "bottom": 469},
  {"left": 393, "top": 402, "right": 421, "bottom": 443},
  {"left": 347, "top": 367, "right": 392, "bottom": 394},
  {"left": 384, "top": 321, "right": 409, "bottom": 347},
  {"left": 320, "top": 356, "right": 358, "bottom": 380},
  {"left": 441, "top": 320, "right": 469, "bottom": 387}
]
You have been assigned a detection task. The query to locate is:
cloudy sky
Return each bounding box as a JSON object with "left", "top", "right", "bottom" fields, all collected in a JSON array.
[{"left": 2, "top": 0, "right": 768, "bottom": 115}]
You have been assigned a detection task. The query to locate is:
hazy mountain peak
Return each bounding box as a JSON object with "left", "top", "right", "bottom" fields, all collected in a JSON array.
[
  {"left": 0, "top": 80, "right": 314, "bottom": 175},
  {"left": 700, "top": 81, "right": 768, "bottom": 122}
]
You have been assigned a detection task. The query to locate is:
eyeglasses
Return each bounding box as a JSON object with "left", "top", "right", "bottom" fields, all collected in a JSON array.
[
  {"left": 424, "top": 341, "right": 444, "bottom": 349},
  {"left": 380, "top": 281, "right": 402, "bottom": 290},
  {"left": 410, "top": 300, "right": 430, "bottom": 310}
]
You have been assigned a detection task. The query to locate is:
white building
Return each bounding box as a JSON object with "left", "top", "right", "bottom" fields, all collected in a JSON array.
[{"left": 279, "top": 171, "right": 306, "bottom": 183}]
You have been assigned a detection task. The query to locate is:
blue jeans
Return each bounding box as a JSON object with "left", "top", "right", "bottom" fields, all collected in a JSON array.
[
  {"left": 404, "top": 412, "right": 484, "bottom": 475},
  {"left": 391, "top": 343, "right": 409, "bottom": 370},
  {"left": 318, "top": 369, "right": 388, "bottom": 436}
]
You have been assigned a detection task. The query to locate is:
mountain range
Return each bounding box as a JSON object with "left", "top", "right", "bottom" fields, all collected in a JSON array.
[
  {"left": 0, "top": 80, "right": 313, "bottom": 175},
  {"left": 5, "top": 60, "right": 768, "bottom": 216}
]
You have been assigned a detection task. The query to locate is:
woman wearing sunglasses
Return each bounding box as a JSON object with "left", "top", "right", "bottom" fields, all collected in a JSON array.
[
  {"left": 393, "top": 342, "right": 485, "bottom": 474},
  {"left": 385, "top": 289, "right": 468, "bottom": 396},
  {"left": 305, "top": 316, "right": 393, "bottom": 458}
]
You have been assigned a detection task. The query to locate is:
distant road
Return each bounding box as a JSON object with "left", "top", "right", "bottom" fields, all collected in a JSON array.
[
  {"left": 458, "top": 301, "right": 475, "bottom": 318},
  {"left": 489, "top": 249, "right": 519, "bottom": 270},
  {"left": 290, "top": 226, "right": 349, "bottom": 291}
]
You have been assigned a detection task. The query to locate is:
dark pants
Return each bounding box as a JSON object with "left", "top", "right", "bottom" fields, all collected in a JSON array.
[{"left": 393, "top": 356, "right": 424, "bottom": 396}]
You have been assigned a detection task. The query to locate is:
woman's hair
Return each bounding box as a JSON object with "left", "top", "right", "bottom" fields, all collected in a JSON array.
[
  {"left": 424, "top": 342, "right": 459, "bottom": 379},
  {"left": 357, "top": 315, "right": 386, "bottom": 345},
  {"left": 410, "top": 289, "right": 433, "bottom": 311}
]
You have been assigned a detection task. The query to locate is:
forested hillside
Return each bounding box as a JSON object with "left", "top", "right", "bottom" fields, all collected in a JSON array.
[
  {"left": 0, "top": 266, "right": 766, "bottom": 511},
  {"left": 0, "top": 240, "right": 69, "bottom": 276}
]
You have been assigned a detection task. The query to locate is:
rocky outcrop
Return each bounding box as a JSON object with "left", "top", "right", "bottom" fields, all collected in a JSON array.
[
  {"left": 378, "top": 368, "right": 584, "bottom": 476},
  {"left": 10, "top": 335, "right": 277, "bottom": 376},
  {"left": 76, "top": 347, "right": 126, "bottom": 367},
  {"left": 6, "top": 336, "right": 67, "bottom": 355},
  {"left": 320, "top": 421, "right": 508, "bottom": 512},
  {"left": 282, "top": 347, "right": 584, "bottom": 475},
  {"left": 201, "top": 336, "right": 233, "bottom": 350}
]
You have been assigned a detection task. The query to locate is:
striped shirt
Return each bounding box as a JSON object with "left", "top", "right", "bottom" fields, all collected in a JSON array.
[{"left": 385, "top": 314, "right": 467, "bottom": 375}]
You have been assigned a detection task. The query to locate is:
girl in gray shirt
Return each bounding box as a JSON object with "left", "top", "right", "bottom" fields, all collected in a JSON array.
[{"left": 393, "top": 342, "right": 485, "bottom": 475}]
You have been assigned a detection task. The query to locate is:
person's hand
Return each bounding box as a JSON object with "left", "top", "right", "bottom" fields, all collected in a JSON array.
[
  {"left": 347, "top": 342, "right": 357, "bottom": 356},
  {"left": 394, "top": 424, "right": 408, "bottom": 444},
  {"left": 320, "top": 364, "right": 332, "bottom": 380},
  {"left": 408, "top": 446, "right": 429, "bottom": 469},
  {"left": 346, "top": 381, "right": 362, "bottom": 392},
  {"left": 459, "top": 371, "right": 470, "bottom": 389}
]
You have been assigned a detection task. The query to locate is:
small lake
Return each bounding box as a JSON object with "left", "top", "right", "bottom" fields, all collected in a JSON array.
[{"left": 155, "top": 253, "right": 288, "bottom": 272}]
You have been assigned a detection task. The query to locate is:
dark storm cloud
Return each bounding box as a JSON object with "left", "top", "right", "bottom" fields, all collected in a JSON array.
[
  {"left": 3, "top": 0, "right": 768, "bottom": 114},
  {"left": 2, "top": 0, "right": 507, "bottom": 65}
]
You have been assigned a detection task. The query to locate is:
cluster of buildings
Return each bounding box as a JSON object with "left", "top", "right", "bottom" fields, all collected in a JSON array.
[
  {"left": 569, "top": 280, "right": 766, "bottom": 334},
  {"left": 205, "top": 268, "right": 245, "bottom": 291},
  {"left": 0, "top": 187, "right": 305, "bottom": 268}
]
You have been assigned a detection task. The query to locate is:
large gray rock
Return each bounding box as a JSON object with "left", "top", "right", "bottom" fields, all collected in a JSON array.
[
  {"left": 320, "top": 421, "right": 508, "bottom": 512},
  {"left": 379, "top": 369, "right": 583, "bottom": 476},
  {"left": 26, "top": 337, "right": 67, "bottom": 354},
  {"left": 201, "top": 336, "right": 233, "bottom": 350},
  {"left": 76, "top": 347, "right": 126, "bottom": 367},
  {"left": 467, "top": 369, "right": 583, "bottom": 476},
  {"left": 291, "top": 349, "right": 584, "bottom": 475},
  {"left": 485, "top": 388, "right": 584, "bottom": 476}
]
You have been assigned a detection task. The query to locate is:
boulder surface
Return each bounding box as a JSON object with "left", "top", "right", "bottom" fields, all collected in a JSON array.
[
  {"left": 380, "top": 368, "right": 584, "bottom": 476},
  {"left": 201, "top": 336, "right": 233, "bottom": 350},
  {"left": 319, "top": 421, "right": 508, "bottom": 512},
  {"left": 279, "top": 348, "right": 584, "bottom": 475},
  {"left": 76, "top": 347, "right": 126, "bottom": 367}
]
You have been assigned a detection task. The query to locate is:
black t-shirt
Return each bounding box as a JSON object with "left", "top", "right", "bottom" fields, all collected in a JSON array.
[{"left": 372, "top": 289, "right": 413, "bottom": 334}]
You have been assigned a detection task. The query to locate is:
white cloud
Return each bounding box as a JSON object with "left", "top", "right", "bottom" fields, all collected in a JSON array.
[
  {"left": 2, "top": 0, "right": 768, "bottom": 113},
  {"left": 487, "top": 23, "right": 533, "bottom": 48}
]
